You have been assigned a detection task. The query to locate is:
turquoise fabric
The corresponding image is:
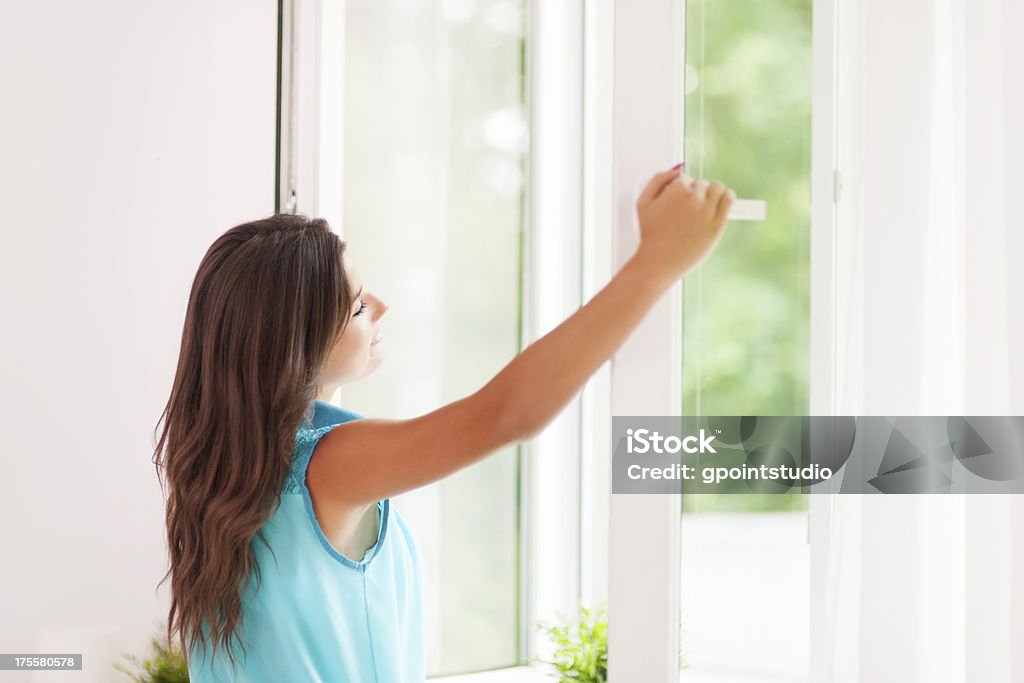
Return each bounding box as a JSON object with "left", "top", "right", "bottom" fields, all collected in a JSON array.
[{"left": 187, "top": 401, "right": 425, "bottom": 682}]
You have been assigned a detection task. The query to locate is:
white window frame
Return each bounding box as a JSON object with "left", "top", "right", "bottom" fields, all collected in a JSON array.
[
  {"left": 605, "top": 0, "right": 686, "bottom": 680},
  {"left": 809, "top": 0, "right": 839, "bottom": 679},
  {"left": 283, "top": 0, "right": 592, "bottom": 680}
]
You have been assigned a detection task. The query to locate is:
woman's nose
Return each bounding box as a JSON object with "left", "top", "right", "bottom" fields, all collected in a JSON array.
[{"left": 374, "top": 299, "right": 389, "bottom": 319}]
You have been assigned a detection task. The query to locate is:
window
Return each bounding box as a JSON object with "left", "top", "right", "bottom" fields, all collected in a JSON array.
[{"left": 601, "top": 0, "right": 825, "bottom": 679}]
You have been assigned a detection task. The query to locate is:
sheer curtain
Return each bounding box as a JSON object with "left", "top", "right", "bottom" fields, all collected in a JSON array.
[{"left": 817, "top": 0, "right": 1024, "bottom": 680}]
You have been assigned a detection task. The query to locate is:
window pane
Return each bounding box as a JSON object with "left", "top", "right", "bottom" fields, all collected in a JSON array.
[
  {"left": 682, "top": 0, "right": 811, "bottom": 418},
  {"left": 682, "top": 0, "right": 812, "bottom": 511},
  {"left": 337, "top": 0, "right": 526, "bottom": 675},
  {"left": 680, "top": 0, "right": 812, "bottom": 680}
]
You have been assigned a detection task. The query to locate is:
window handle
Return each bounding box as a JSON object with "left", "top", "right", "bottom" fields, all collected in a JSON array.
[{"left": 728, "top": 198, "right": 767, "bottom": 222}]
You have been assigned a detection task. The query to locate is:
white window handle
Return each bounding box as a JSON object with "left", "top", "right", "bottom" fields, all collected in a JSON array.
[{"left": 728, "top": 198, "right": 767, "bottom": 221}]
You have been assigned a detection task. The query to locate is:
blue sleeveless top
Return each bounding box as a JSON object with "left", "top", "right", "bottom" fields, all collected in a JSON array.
[{"left": 187, "top": 401, "right": 425, "bottom": 682}]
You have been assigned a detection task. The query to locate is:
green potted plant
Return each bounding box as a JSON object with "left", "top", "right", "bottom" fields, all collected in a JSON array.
[
  {"left": 536, "top": 603, "right": 607, "bottom": 682},
  {"left": 114, "top": 627, "right": 188, "bottom": 683},
  {"left": 535, "top": 603, "right": 688, "bottom": 682}
]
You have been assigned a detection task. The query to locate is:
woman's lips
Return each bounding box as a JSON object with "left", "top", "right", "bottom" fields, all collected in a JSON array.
[{"left": 371, "top": 333, "right": 382, "bottom": 345}]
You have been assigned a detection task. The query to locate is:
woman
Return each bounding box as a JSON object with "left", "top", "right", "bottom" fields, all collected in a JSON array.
[{"left": 154, "top": 163, "right": 733, "bottom": 681}]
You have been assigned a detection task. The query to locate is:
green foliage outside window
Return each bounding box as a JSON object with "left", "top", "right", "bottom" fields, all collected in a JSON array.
[{"left": 682, "top": 0, "right": 813, "bottom": 516}]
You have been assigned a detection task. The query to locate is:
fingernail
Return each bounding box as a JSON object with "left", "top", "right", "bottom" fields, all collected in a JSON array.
[{"left": 672, "top": 162, "right": 684, "bottom": 171}]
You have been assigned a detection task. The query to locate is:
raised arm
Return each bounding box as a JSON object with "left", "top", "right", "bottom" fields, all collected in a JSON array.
[{"left": 311, "top": 167, "right": 734, "bottom": 508}]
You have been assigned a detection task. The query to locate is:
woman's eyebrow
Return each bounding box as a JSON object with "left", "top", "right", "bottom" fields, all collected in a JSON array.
[{"left": 353, "top": 286, "right": 364, "bottom": 303}]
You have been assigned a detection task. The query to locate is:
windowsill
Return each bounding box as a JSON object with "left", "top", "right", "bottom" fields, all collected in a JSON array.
[{"left": 429, "top": 665, "right": 553, "bottom": 683}]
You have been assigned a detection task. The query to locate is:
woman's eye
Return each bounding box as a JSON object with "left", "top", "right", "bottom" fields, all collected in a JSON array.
[{"left": 354, "top": 300, "right": 368, "bottom": 316}]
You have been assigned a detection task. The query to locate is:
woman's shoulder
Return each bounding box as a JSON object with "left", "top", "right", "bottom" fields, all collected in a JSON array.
[
  {"left": 308, "top": 400, "right": 364, "bottom": 430},
  {"left": 287, "top": 403, "right": 366, "bottom": 494},
  {"left": 294, "top": 401, "right": 365, "bottom": 441}
]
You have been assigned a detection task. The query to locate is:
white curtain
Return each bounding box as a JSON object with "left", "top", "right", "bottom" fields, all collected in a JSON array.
[{"left": 817, "top": 0, "right": 1024, "bottom": 680}]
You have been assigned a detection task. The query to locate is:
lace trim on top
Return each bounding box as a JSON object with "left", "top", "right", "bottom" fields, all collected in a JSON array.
[{"left": 283, "top": 424, "right": 334, "bottom": 495}]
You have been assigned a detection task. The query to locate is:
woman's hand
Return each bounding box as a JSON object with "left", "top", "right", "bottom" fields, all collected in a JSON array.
[{"left": 634, "top": 165, "right": 735, "bottom": 285}]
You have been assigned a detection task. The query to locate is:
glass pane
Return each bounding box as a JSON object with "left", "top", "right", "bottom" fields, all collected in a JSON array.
[
  {"left": 682, "top": 0, "right": 812, "bottom": 507},
  {"left": 337, "top": 0, "right": 526, "bottom": 675},
  {"left": 680, "top": 0, "right": 812, "bottom": 680}
]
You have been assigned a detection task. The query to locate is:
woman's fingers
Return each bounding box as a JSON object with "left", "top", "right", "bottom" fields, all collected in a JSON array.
[
  {"left": 638, "top": 167, "right": 683, "bottom": 204},
  {"left": 638, "top": 167, "right": 726, "bottom": 209},
  {"left": 705, "top": 180, "right": 726, "bottom": 209},
  {"left": 713, "top": 188, "right": 736, "bottom": 227}
]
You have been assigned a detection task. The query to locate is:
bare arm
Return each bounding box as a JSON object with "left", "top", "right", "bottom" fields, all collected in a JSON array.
[
  {"left": 311, "top": 167, "right": 734, "bottom": 508},
  {"left": 482, "top": 253, "right": 673, "bottom": 441}
]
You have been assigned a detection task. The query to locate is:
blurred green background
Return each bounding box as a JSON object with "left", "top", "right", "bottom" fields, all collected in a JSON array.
[{"left": 681, "top": 0, "right": 812, "bottom": 515}]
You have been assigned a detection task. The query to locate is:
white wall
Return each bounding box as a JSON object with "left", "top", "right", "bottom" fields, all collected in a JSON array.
[{"left": 0, "top": 2, "right": 277, "bottom": 680}]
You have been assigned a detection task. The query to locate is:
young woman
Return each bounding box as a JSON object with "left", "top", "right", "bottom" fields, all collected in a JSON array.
[{"left": 154, "top": 163, "right": 734, "bottom": 681}]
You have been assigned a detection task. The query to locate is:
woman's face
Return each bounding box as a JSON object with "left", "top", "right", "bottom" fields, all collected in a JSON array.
[{"left": 318, "top": 255, "right": 388, "bottom": 396}]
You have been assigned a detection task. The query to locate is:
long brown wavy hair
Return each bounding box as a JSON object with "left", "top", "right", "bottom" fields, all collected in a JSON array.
[{"left": 152, "top": 213, "right": 355, "bottom": 669}]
